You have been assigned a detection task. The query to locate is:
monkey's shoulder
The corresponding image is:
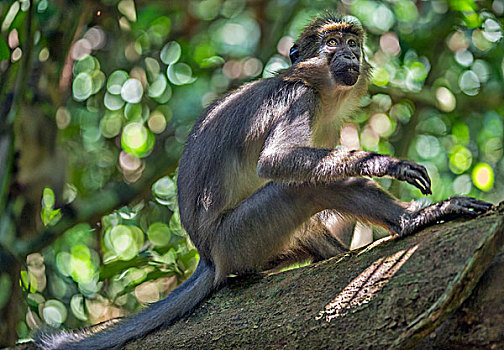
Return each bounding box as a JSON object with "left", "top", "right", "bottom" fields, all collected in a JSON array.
[{"left": 192, "top": 76, "right": 319, "bottom": 138}]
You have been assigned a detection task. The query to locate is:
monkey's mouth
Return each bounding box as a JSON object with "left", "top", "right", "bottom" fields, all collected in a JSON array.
[{"left": 333, "top": 65, "right": 360, "bottom": 86}]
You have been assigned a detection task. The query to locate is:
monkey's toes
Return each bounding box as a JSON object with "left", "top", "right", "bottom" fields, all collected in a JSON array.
[{"left": 445, "top": 196, "right": 493, "bottom": 216}]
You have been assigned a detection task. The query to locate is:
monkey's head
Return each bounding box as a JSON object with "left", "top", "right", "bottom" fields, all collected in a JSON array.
[{"left": 290, "top": 14, "right": 370, "bottom": 89}]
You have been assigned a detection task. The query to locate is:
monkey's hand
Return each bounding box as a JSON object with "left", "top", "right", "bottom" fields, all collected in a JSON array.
[
  {"left": 386, "top": 159, "right": 432, "bottom": 195},
  {"left": 359, "top": 154, "right": 431, "bottom": 195}
]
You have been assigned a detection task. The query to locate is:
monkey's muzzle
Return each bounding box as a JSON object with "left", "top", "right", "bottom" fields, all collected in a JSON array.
[{"left": 330, "top": 54, "right": 360, "bottom": 86}]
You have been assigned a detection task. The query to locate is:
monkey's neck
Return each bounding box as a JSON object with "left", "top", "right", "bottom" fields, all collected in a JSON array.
[{"left": 311, "top": 88, "right": 355, "bottom": 148}]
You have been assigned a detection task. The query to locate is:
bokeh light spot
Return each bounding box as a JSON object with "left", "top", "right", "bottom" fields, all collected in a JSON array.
[
  {"left": 42, "top": 300, "right": 67, "bottom": 327},
  {"left": 118, "top": 0, "right": 137, "bottom": 22},
  {"left": 106, "top": 225, "right": 144, "bottom": 261},
  {"left": 124, "top": 103, "right": 143, "bottom": 121},
  {"left": 472, "top": 163, "right": 494, "bottom": 191},
  {"left": 449, "top": 145, "right": 473, "bottom": 174},
  {"left": 107, "top": 70, "right": 129, "bottom": 95},
  {"left": 135, "top": 281, "right": 160, "bottom": 304},
  {"left": 373, "top": 5, "right": 395, "bottom": 32},
  {"left": 408, "top": 62, "right": 428, "bottom": 82},
  {"left": 147, "top": 222, "right": 171, "bottom": 247},
  {"left": 148, "top": 74, "right": 167, "bottom": 98},
  {"left": 390, "top": 101, "right": 414, "bottom": 123},
  {"left": 372, "top": 67, "right": 390, "bottom": 86},
  {"left": 152, "top": 176, "right": 177, "bottom": 209},
  {"left": 482, "top": 18, "right": 502, "bottom": 42},
  {"left": 121, "top": 78, "right": 144, "bottom": 103},
  {"left": 415, "top": 135, "right": 440, "bottom": 159},
  {"left": 167, "top": 63, "right": 195, "bottom": 85},
  {"left": 394, "top": 0, "right": 418, "bottom": 22},
  {"left": 104, "top": 92, "right": 125, "bottom": 111},
  {"left": 73, "top": 72, "right": 93, "bottom": 101},
  {"left": 119, "top": 151, "right": 141, "bottom": 173},
  {"left": 435, "top": 87, "right": 456, "bottom": 112},
  {"left": 263, "top": 56, "right": 289, "bottom": 78},
  {"left": 160, "top": 41, "right": 181, "bottom": 65},
  {"left": 453, "top": 174, "right": 472, "bottom": 195},
  {"left": 380, "top": 32, "right": 401, "bottom": 56},
  {"left": 243, "top": 57, "right": 262, "bottom": 77},
  {"left": 370, "top": 113, "right": 393, "bottom": 137},
  {"left": 70, "top": 294, "right": 88, "bottom": 321},
  {"left": 459, "top": 70, "right": 480, "bottom": 96},
  {"left": 148, "top": 111, "right": 166, "bottom": 134},
  {"left": 100, "top": 112, "right": 122, "bottom": 138},
  {"left": 455, "top": 50, "right": 473, "bottom": 67},
  {"left": 121, "top": 122, "right": 154, "bottom": 157}
]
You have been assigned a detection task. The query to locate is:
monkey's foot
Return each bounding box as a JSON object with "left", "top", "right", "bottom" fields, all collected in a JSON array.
[{"left": 400, "top": 196, "right": 493, "bottom": 236}]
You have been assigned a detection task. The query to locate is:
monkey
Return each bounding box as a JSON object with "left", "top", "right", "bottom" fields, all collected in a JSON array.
[{"left": 36, "top": 14, "right": 493, "bottom": 350}]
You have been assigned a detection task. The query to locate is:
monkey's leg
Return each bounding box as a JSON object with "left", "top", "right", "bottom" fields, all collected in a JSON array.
[
  {"left": 271, "top": 213, "right": 386, "bottom": 268},
  {"left": 211, "top": 179, "right": 491, "bottom": 280},
  {"left": 275, "top": 194, "right": 492, "bottom": 269},
  {"left": 313, "top": 179, "right": 492, "bottom": 236},
  {"left": 211, "top": 181, "right": 323, "bottom": 279},
  {"left": 264, "top": 213, "right": 354, "bottom": 270},
  {"left": 211, "top": 178, "right": 406, "bottom": 278}
]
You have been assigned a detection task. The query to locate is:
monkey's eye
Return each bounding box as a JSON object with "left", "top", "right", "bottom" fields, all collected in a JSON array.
[
  {"left": 327, "top": 38, "right": 338, "bottom": 47},
  {"left": 347, "top": 39, "right": 358, "bottom": 47}
]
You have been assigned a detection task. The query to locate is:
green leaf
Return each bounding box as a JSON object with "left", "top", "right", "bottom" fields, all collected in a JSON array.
[
  {"left": 42, "top": 187, "right": 55, "bottom": 209},
  {"left": 463, "top": 12, "right": 482, "bottom": 29},
  {"left": 168, "top": 211, "right": 184, "bottom": 237},
  {"left": 19, "top": 271, "right": 37, "bottom": 293},
  {"left": 449, "top": 0, "right": 477, "bottom": 11},
  {"left": 178, "top": 248, "right": 199, "bottom": 272},
  {"left": 41, "top": 208, "right": 62, "bottom": 226},
  {"left": 99, "top": 255, "right": 149, "bottom": 280}
]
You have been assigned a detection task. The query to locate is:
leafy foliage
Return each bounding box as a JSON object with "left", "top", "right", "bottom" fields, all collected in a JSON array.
[{"left": 0, "top": 0, "right": 502, "bottom": 344}]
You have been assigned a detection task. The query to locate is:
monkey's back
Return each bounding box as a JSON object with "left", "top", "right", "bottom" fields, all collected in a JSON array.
[{"left": 177, "top": 75, "right": 316, "bottom": 253}]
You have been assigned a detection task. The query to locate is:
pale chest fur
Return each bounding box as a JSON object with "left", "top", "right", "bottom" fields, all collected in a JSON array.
[{"left": 311, "top": 89, "right": 355, "bottom": 148}]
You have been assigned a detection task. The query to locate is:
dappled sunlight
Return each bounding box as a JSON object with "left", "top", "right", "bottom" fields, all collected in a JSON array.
[{"left": 316, "top": 245, "right": 418, "bottom": 322}]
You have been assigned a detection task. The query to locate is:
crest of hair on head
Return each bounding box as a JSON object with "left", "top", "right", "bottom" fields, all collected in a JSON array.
[{"left": 315, "top": 13, "right": 365, "bottom": 38}]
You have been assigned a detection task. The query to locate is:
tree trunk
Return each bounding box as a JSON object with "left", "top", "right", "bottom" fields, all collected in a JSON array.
[{"left": 11, "top": 202, "right": 504, "bottom": 350}]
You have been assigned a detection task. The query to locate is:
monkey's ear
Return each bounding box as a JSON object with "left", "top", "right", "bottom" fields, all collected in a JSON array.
[{"left": 289, "top": 44, "right": 300, "bottom": 64}]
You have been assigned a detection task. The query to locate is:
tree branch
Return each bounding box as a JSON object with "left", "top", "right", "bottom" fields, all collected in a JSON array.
[
  {"left": 10, "top": 202, "right": 504, "bottom": 350},
  {"left": 392, "top": 206, "right": 504, "bottom": 349}
]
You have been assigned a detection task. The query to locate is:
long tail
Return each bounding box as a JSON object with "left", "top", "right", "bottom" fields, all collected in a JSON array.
[{"left": 36, "top": 260, "right": 215, "bottom": 350}]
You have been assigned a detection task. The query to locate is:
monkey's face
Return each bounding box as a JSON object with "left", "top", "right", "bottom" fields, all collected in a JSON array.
[
  {"left": 290, "top": 15, "right": 369, "bottom": 90},
  {"left": 323, "top": 34, "right": 362, "bottom": 87}
]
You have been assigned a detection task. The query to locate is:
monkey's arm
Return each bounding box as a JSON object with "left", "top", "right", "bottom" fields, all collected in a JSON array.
[{"left": 257, "top": 117, "right": 431, "bottom": 194}]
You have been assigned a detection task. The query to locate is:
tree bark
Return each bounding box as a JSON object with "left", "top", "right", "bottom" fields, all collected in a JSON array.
[{"left": 11, "top": 202, "right": 504, "bottom": 350}]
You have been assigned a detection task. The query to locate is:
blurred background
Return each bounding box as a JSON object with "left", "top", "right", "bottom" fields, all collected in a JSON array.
[{"left": 0, "top": 0, "right": 502, "bottom": 345}]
